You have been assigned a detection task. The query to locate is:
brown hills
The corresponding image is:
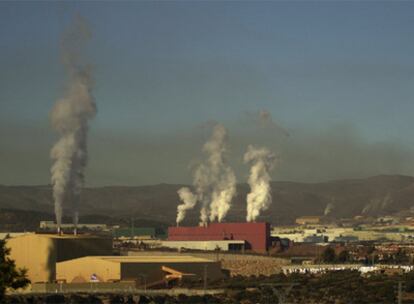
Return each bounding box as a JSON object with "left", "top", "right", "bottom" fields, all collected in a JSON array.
[{"left": 1, "top": 175, "right": 414, "bottom": 231}]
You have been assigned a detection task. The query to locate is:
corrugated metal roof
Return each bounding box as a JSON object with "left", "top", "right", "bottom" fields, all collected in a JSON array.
[
  {"left": 44, "top": 234, "right": 105, "bottom": 239},
  {"left": 163, "top": 240, "right": 245, "bottom": 244},
  {"left": 9, "top": 233, "right": 106, "bottom": 239},
  {"left": 58, "top": 255, "right": 216, "bottom": 264}
]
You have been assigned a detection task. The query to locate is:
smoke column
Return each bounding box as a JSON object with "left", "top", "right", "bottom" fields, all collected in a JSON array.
[
  {"left": 208, "top": 165, "right": 236, "bottom": 223},
  {"left": 244, "top": 145, "right": 276, "bottom": 222},
  {"left": 176, "top": 187, "right": 198, "bottom": 225},
  {"left": 193, "top": 163, "right": 211, "bottom": 226},
  {"left": 203, "top": 124, "right": 236, "bottom": 223},
  {"left": 324, "top": 202, "right": 334, "bottom": 216},
  {"left": 50, "top": 15, "right": 96, "bottom": 232},
  {"left": 361, "top": 194, "right": 392, "bottom": 215},
  {"left": 175, "top": 124, "right": 236, "bottom": 226}
]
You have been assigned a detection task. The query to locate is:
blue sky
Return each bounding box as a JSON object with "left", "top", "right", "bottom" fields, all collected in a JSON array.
[{"left": 2, "top": 1, "right": 414, "bottom": 186}]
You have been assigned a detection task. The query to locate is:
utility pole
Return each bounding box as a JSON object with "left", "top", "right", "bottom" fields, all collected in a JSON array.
[
  {"left": 397, "top": 281, "right": 403, "bottom": 304},
  {"left": 203, "top": 265, "right": 207, "bottom": 294},
  {"left": 131, "top": 217, "right": 134, "bottom": 238}
]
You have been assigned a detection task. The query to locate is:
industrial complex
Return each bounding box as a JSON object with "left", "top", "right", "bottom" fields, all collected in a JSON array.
[
  {"left": 167, "top": 222, "right": 271, "bottom": 253},
  {"left": 57, "top": 256, "right": 222, "bottom": 286},
  {"left": 7, "top": 233, "right": 113, "bottom": 283},
  {"left": 39, "top": 221, "right": 109, "bottom": 232},
  {"left": 6, "top": 232, "right": 223, "bottom": 291},
  {"left": 3, "top": 221, "right": 277, "bottom": 292},
  {"left": 6, "top": 215, "right": 414, "bottom": 296}
]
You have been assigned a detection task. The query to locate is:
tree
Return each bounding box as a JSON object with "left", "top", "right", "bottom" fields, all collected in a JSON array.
[
  {"left": 321, "top": 247, "right": 336, "bottom": 263},
  {"left": 337, "top": 250, "right": 350, "bottom": 263},
  {"left": 0, "top": 238, "right": 30, "bottom": 301},
  {"left": 394, "top": 248, "right": 409, "bottom": 264}
]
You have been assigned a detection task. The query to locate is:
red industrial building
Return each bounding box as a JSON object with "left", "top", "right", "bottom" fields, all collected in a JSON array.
[{"left": 168, "top": 222, "right": 271, "bottom": 253}]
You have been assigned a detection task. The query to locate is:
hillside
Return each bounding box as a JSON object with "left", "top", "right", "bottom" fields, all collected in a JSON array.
[{"left": 1, "top": 175, "right": 414, "bottom": 229}]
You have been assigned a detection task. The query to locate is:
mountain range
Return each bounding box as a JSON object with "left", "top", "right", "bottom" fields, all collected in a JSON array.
[{"left": 1, "top": 174, "right": 414, "bottom": 231}]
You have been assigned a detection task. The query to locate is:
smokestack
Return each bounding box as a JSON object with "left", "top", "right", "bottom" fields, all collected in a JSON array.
[
  {"left": 73, "top": 211, "right": 79, "bottom": 236},
  {"left": 244, "top": 145, "right": 276, "bottom": 222},
  {"left": 50, "top": 15, "right": 96, "bottom": 230},
  {"left": 57, "top": 226, "right": 61, "bottom": 235}
]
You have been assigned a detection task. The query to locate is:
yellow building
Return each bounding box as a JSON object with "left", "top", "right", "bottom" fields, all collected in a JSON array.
[
  {"left": 56, "top": 255, "right": 223, "bottom": 286},
  {"left": 6, "top": 233, "right": 112, "bottom": 283}
]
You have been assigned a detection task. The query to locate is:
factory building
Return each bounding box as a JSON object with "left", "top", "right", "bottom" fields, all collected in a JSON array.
[
  {"left": 162, "top": 240, "right": 246, "bottom": 251},
  {"left": 39, "top": 221, "right": 108, "bottom": 232},
  {"left": 272, "top": 226, "right": 414, "bottom": 243},
  {"left": 295, "top": 216, "right": 322, "bottom": 226},
  {"left": 56, "top": 256, "right": 222, "bottom": 287},
  {"left": 113, "top": 227, "right": 158, "bottom": 239},
  {"left": 0, "top": 232, "right": 32, "bottom": 239},
  {"left": 6, "top": 233, "right": 112, "bottom": 283},
  {"left": 168, "top": 222, "right": 270, "bottom": 253}
]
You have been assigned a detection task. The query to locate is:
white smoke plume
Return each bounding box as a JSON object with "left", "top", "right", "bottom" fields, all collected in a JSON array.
[
  {"left": 324, "top": 202, "right": 335, "bottom": 216},
  {"left": 193, "top": 163, "right": 211, "bottom": 226},
  {"left": 361, "top": 193, "right": 392, "bottom": 215},
  {"left": 176, "top": 187, "right": 198, "bottom": 225},
  {"left": 361, "top": 202, "right": 372, "bottom": 215},
  {"left": 203, "top": 125, "right": 236, "bottom": 223},
  {"left": 176, "top": 124, "right": 236, "bottom": 226},
  {"left": 50, "top": 15, "right": 96, "bottom": 232},
  {"left": 209, "top": 166, "right": 237, "bottom": 223},
  {"left": 244, "top": 145, "right": 276, "bottom": 222}
]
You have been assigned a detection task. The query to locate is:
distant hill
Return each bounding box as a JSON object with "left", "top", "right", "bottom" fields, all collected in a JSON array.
[{"left": 1, "top": 175, "right": 414, "bottom": 230}]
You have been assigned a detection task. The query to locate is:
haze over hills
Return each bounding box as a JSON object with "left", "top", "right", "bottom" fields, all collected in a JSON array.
[{"left": 1, "top": 174, "right": 414, "bottom": 231}]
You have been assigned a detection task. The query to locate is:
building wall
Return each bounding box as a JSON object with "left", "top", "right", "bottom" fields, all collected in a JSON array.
[
  {"left": 114, "top": 227, "right": 156, "bottom": 238},
  {"left": 295, "top": 217, "right": 321, "bottom": 225},
  {"left": 0, "top": 232, "right": 32, "bottom": 239},
  {"left": 56, "top": 257, "right": 120, "bottom": 283},
  {"left": 31, "top": 281, "right": 136, "bottom": 293},
  {"left": 168, "top": 222, "right": 270, "bottom": 252},
  {"left": 126, "top": 251, "right": 290, "bottom": 277},
  {"left": 39, "top": 221, "right": 107, "bottom": 231},
  {"left": 7, "top": 234, "right": 56, "bottom": 283},
  {"left": 272, "top": 226, "right": 414, "bottom": 243},
  {"left": 55, "top": 237, "right": 113, "bottom": 262},
  {"left": 120, "top": 261, "right": 223, "bottom": 284},
  {"left": 6, "top": 234, "right": 113, "bottom": 283},
  {"left": 56, "top": 257, "right": 222, "bottom": 286},
  {"left": 272, "top": 232, "right": 305, "bottom": 243},
  {"left": 161, "top": 240, "right": 245, "bottom": 251}
]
